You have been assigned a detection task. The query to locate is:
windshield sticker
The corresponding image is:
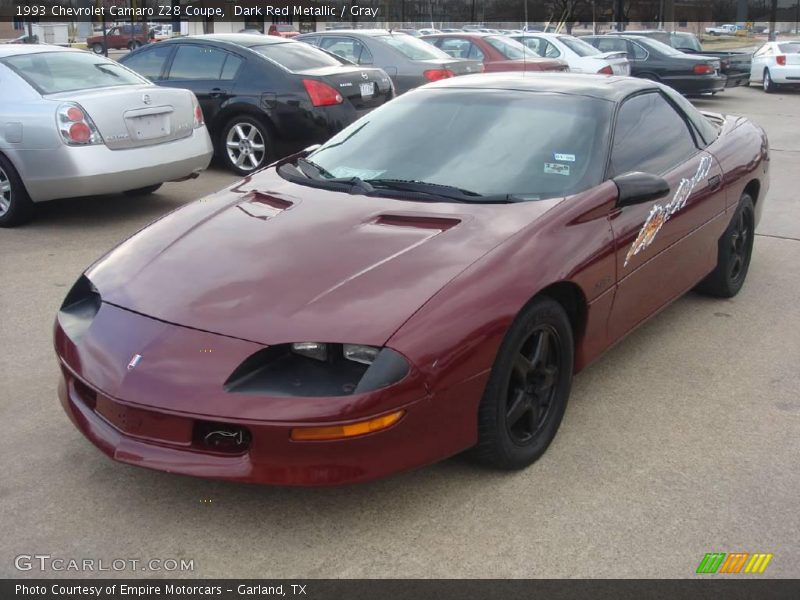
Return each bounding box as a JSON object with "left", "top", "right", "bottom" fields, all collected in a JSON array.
[
  {"left": 544, "top": 163, "right": 570, "bottom": 176},
  {"left": 328, "top": 167, "right": 386, "bottom": 180},
  {"left": 624, "top": 155, "right": 713, "bottom": 267},
  {"left": 554, "top": 153, "right": 576, "bottom": 162}
]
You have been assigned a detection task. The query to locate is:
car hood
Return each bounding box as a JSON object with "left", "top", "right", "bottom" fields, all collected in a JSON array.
[{"left": 87, "top": 169, "right": 561, "bottom": 346}]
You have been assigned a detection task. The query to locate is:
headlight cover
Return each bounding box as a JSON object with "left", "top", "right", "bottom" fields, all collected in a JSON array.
[
  {"left": 58, "top": 275, "right": 101, "bottom": 342},
  {"left": 224, "top": 344, "right": 410, "bottom": 397}
]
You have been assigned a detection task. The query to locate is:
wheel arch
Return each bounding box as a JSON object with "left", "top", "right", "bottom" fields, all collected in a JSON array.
[
  {"left": 527, "top": 281, "right": 588, "bottom": 347},
  {"left": 743, "top": 179, "right": 760, "bottom": 206},
  {"left": 212, "top": 103, "right": 278, "bottom": 146}
]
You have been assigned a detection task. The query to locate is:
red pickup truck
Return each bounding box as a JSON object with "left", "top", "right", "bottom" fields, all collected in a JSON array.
[{"left": 87, "top": 25, "right": 151, "bottom": 54}]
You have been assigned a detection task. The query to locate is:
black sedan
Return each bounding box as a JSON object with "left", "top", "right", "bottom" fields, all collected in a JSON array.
[
  {"left": 120, "top": 34, "right": 394, "bottom": 174},
  {"left": 583, "top": 34, "right": 726, "bottom": 95}
]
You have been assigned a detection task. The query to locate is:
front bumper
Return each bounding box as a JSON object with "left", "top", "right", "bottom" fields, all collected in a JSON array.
[
  {"left": 19, "top": 127, "right": 213, "bottom": 203},
  {"left": 54, "top": 302, "right": 449, "bottom": 486}
]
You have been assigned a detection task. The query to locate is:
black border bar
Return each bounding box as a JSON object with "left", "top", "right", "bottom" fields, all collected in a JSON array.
[
  {"left": 0, "top": 1, "right": 798, "bottom": 24},
  {"left": 4, "top": 579, "right": 800, "bottom": 600}
]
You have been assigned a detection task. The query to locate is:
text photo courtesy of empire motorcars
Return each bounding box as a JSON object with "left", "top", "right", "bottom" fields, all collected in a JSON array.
[{"left": 1, "top": 0, "right": 799, "bottom": 597}]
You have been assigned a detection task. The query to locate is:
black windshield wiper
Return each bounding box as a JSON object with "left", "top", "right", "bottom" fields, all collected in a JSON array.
[
  {"left": 286, "top": 166, "right": 522, "bottom": 203},
  {"left": 296, "top": 157, "right": 335, "bottom": 180},
  {"left": 363, "top": 179, "right": 521, "bottom": 203}
]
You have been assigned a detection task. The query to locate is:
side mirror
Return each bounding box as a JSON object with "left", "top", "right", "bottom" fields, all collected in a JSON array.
[{"left": 613, "top": 172, "right": 671, "bottom": 208}]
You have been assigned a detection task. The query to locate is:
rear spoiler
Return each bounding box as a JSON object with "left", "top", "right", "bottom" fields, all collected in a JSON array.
[{"left": 597, "top": 51, "right": 627, "bottom": 60}]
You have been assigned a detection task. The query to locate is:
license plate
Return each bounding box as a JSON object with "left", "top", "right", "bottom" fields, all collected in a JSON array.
[
  {"left": 130, "top": 114, "right": 170, "bottom": 140},
  {"left": 95, "top": 395, "right": 192, "bottom": 444},
  {"left": 360, "top": 82, "right": 375, "bottom": 97}
]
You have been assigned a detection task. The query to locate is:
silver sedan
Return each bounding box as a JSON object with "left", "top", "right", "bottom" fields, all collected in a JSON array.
[{"left": 0, "top": 45, "right": 214, "bottom": 226}]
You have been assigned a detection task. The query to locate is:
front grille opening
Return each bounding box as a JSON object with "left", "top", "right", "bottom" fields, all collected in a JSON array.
[
  {"left": 72, "top": 378, "right": 97, "bottom": 410},
  {"left": 192, "top": 421, "right": 251, "bottom": 455}
]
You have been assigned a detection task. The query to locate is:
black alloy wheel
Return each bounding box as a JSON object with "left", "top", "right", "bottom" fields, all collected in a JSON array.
[
  {"left": 472, "top": 296, "right": 574, "bottom": 470},
  {"left": 696, "top": 193, "right": 755, "bottom": 298},
  {"left": 505, "top": 325, "right": 561, "bottom": 445}
]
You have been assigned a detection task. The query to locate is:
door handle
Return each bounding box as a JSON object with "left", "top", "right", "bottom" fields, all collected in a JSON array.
[
  {"left": 209, "top": 88, "right": 226, "bottom": 98},
  {"left": 708, "top": 174, "right": 722, "bottom": 191}
]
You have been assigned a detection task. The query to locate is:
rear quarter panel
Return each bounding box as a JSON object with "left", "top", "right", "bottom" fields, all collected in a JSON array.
[{"left": 705, "top": 115, "right": 769, "bottom": 225}]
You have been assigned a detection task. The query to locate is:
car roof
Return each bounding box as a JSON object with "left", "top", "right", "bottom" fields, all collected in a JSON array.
[
  {"left": 511, "top": 32, "right": 562, "bottom": 38},
  {"left": 298, "top": 29, "right": 412, "bottom": 38},
  {"left": 423, "top": 72, "right": 660, "bottom": 102},
  {"left": 164, "top": 34, "right": 292, "bottom": 48},
  {"left": 0, "top": 44, "right": 80, "bottom": 58},
  {"left": 421, "top": 32, "right": 495, "bottom": 38}
]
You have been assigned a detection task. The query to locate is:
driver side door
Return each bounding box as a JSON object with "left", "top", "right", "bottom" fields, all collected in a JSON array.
[{"left": 607, "top": 91, "right": 726, "bottom": 341}]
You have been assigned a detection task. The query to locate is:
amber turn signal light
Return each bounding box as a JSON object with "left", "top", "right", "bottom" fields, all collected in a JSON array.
[{"left": 290, "top": 410, "right": 405, "bottom": 441}]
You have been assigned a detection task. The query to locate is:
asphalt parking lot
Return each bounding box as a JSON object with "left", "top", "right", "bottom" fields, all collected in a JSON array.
[{"left": 1, "top": 85, "right": 798, "bottom": 579}]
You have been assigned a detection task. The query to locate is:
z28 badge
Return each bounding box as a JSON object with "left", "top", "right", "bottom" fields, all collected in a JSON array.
[{"left": 624, "top": 156, "right": 713, "bottom": 267}]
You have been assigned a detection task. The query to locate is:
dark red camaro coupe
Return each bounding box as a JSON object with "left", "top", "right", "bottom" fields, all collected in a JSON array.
[{"left": 55, "top": 74, "right": 768, "bottom": 485}]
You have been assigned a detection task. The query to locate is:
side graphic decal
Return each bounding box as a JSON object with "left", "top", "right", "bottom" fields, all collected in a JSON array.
[{"left": 624, "top": 155, "right": 713, "bottom": 267}]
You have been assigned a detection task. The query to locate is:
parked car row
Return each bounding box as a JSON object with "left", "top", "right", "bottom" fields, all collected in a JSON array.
[
  {"left": 120, "top": 34, "right": 395, "bottom": 174},
  {"left": 294, "top": 30, "right": 485, "bottom": 94},
  {"left": 2, "top": 28, "right": 794, "bottom": 227}
]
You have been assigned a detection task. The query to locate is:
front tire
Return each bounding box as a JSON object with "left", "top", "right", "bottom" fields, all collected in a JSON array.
[
  {"left": 220, "top": 116, "right": 271, "bottom": 175},
  {"left": 123, "top": 183, "right": 162, "bottom": 196},
  {"left": 763, "top": 69, "right": 777, "bottom": 93},
  {"left": 92, "top": 43, "right": 105, "bottom": 54},
  {"left": 696, "top": 193, "right": 755, "bottom": 298},
  {"left": 471, "top": 297, "right": 574, "bottom": 470},
  {"left": 0, "top": 154, "right": 34, "bottom": 228}
]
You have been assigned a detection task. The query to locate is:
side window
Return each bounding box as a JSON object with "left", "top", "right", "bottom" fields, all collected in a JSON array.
[
  {"left": 439, "top": 38, "right": 470, "bottom": 58},
  {"left": 122, "top": 45, "right": 173, "bottom": 81},
  {"left": 628, "top": 41, "right": 648, "bottom": 60},
  {"left": 319, "top": 37, "right": 362, "bottom": 62},
  {"left": 520, "top": 37, "right": 543, "bottom": 55},
  {"left": 542, "top": 40, "right": 561, "bottom": 58},
  {"left": 467, "top": 42, "right": 485, "bottom": 61},
  {"left": 610, "top": 93, "right": 698, "bottom": 177},
  {"left": 302, "top": 36, "right": 321, "bottom": 47},
  {"left": 352, "top": 39, "right": 373, "bottom": 64},
  {"left": 167, "top": 45, "right": 228, "bottom": 80},
  {"left": 596, "top": 38, "right": 626, "bottom": 53},
  {"left": 220, "top": 54, "right": 243, "bottom": 80}
]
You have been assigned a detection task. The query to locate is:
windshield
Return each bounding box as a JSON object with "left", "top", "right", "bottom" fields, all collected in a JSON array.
[
  {"left": 302, "top": 89, "right": 612, "bottom": 201},
  {"left": 484, "top": 35, "right": 537, "bottom": 59},
  {"left": 251, "top": 42, "right": 342, "bottom": 71},
  {"left": 559, "top": 36, "right": 600, "bottom": 56},
  {"left": 377, "top": 34, "right": 449, "bottom": 60},
  {"left": 1, "top": 51, "right": 146, "bottom": 94}
]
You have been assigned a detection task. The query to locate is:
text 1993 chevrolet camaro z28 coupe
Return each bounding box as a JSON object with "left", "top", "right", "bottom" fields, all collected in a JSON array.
[{"left": 55, "top": 74, "right": 768, "bottom": 485}]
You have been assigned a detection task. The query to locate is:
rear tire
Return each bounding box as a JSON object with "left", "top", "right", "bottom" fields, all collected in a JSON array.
[
  {"left": 471, "top": 297, "right": 574, "bottom": 470},
  {"left": 695, "top": 193, "right": 755, "bottom": 298},
  {"left": 763, "top": 69, "right": 777, "bottom": 93},
  {"left": 92, "top": 43, "right": 104, "bottom": 54},
  {"left": 123, "top": 183, "right": 162, "bottom": 196},
  {"left": 0, "top": 154, "right": 34, "bottom": 228},
  {"left": 127, "top": 41, "right": 141, "bottom": 51},
  {"left": 220, "top": 116, "right": 271, "bottom": 176}
]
